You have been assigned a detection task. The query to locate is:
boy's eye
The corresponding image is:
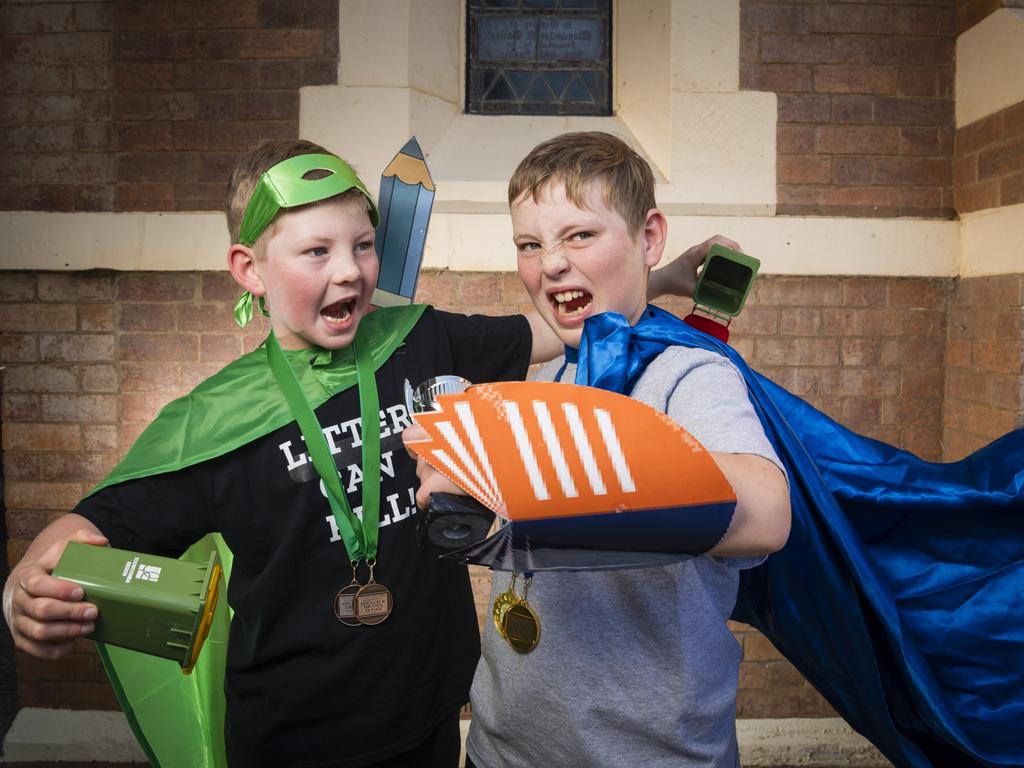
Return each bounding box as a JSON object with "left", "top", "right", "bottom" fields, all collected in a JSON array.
[
  {"left": 518, "top": 242, "right": 541, "bottom": 253},
  {"left": 310, "top": 246, "right": 328, "bottom": 257},
  {"left": 571, "top": 231, "right": 594, "bottom": 242},
  {"left": 355, "top": 240, "right": 374, "bottom": 253}
]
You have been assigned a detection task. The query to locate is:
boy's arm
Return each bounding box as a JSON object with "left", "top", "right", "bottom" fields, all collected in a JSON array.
[
  {"left": 527, "top": 234, "right": 742, "bottom": 364},
  {"left": 706, "top": 453, "right": 791, "bottom": 557},
  {"left": 406, "top": 432, "right": 791, "bottom": 557},
  {"left": 3, "top": 514, "right": 109, "bottom": 660}
]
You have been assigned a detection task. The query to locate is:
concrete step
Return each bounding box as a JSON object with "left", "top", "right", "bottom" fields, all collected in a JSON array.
[{"left": 1, "top": 709, "right": 892, "bottom": 766}]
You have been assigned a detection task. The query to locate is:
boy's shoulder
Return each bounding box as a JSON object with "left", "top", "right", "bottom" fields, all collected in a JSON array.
[
  {"left": 640, "top": 344, "right": 736, "bottom": 383},
  {"left": 631, "top": 345, "right": 744, "bottom": 407},
  {"left": 534, "top": 344, "right": 732, "bottom": 387},
  {"left": 89, "top": 305, "right": 426, "bottom": 497}
]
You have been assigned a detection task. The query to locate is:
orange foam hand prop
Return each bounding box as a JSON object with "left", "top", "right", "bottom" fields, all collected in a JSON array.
[{"left": 405, "top": 381, "right": 736, "bottom": 564}]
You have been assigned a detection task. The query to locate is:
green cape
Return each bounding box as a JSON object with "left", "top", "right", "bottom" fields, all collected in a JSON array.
[{"left": 90, "top": 305, "right": 425, "bottom": 768}]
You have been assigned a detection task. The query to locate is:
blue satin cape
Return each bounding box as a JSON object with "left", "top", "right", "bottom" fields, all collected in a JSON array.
[{"left": 575, "top": 305, "right": 1024, "bottom": 768}]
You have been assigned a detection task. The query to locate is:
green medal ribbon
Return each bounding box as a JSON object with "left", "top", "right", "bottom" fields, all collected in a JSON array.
[{"left": 265, "top": 332, "right": 381, "bottom": 562}]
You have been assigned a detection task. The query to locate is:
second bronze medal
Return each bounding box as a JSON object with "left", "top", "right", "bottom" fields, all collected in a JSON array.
[{"left": 353, "top": 560, "right": 393, "bottom": 626}]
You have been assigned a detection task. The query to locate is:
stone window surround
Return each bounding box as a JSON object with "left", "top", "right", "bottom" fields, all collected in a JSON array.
[{"left": 302, "top": 0, "right": 777, "bottom": 217}]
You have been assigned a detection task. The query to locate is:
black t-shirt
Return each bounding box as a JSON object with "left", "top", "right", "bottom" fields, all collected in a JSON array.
[{"left": 75, "top": 309, "right": 532, "bottom": 768}]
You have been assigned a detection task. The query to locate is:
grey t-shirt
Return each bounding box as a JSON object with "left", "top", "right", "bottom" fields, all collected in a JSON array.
[{"left": 467, "top": 347, "right": 783, "bottom": 768}]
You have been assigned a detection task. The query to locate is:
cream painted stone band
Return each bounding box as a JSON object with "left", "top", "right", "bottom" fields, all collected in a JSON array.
[{"left": 0, "top": 210, "right": 961, "bottom": 277}]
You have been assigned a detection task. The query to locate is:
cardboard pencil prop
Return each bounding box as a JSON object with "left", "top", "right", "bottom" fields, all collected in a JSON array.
[
  {"left": 53, "top": 542, "right": 222, "bottom": 674},
  {"left": 682, "top": 244, "right": 760, "bottom": 343},
  {"left": 405, "top": 380, "right": 737, "bottom": 572},
  {"left": 372, "top": 137, "right": 435, "bottom": 307}
]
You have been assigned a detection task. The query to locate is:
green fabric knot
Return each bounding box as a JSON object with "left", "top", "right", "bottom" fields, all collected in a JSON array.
[{"left": 233, "top": 291, "right": 268, "bottom": 328}]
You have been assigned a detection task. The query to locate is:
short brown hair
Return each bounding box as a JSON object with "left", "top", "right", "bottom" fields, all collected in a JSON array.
[
  {"left": 224, "top": 139, "right": 371, "bottom": 249},
  {"left": 508, "top": 132, "right": 656, "bottom": 236}
]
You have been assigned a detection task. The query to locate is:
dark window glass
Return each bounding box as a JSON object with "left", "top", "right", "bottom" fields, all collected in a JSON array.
[{"left": 466, "top": 0, "right": 611, "bottom": 116}]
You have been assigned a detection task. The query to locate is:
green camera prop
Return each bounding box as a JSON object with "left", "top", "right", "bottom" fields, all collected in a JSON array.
[
  {"left": 693, "top": 244, "right": 760, "bottom": 319},
  {"left": 53, "top": 542, "right": 222, "bottom": 674},
  {"left": 682, "top": 244, "right": 760, "bottom": 343}
]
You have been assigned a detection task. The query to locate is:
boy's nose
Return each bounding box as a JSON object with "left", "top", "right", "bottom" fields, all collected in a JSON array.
[
  {"left": 540, "top": 244, "right": 570, "bottom": 277},
  {"left": 329, "top": 255, "right": 361, "bottom": 283}
]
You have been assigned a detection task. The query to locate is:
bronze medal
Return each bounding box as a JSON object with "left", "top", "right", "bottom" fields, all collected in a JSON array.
[
  {"left": 334, "top": 583, "right": 362, "bottom": 626},
  {"left": 354, "top": 582, "right": 393, "bottom": 625},
  {"left": 334, "top": 562, "right": 363, "bottom": 626}
]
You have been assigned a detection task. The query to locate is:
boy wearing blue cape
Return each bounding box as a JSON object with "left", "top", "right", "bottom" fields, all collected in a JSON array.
[
  {"left": 412, "top": 131, "right": 793, "bottom": 768},
  {"left": 2, "top": 138, "right": 718, "bottom": 768},
  {"left": 417, "top": 131, "right": 1024, "bottom": 768}
]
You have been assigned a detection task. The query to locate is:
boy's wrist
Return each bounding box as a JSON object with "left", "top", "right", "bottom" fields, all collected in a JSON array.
[{"left": 647, "top": 268, "right": 665, "bottom": 300}]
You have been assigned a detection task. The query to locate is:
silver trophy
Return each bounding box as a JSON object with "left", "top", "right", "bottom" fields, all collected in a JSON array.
[{"left": 405, "top": 377, "right": 496, "bottom": 549}]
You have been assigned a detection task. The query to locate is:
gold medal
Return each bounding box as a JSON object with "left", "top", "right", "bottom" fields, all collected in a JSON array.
[
  {"left": 353, "top": 560, "right": 393, "bottom": 626},
  {"left": 492, "top": 573, "right": 519, "bottom": 636},
  {"left": 501, "top": 574, "right": 540, "bottom": 653},
  {"left": 334, "top": 562, "right": 362, "bottom": 626}
]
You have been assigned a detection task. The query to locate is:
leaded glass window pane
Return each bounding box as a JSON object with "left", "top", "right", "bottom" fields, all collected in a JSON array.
[{"left": 466, "top": 0, "right": 612, "bottom": 116}]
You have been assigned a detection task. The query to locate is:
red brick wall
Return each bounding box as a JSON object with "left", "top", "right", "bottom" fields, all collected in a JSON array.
[
  {"left": 741, "top": 0, "right": 956, "bottom": 218},
  {"left": 2, "top": 269, "right": 954, "bottom": 716},
  {"left": 943, "top": 275, "right": 1024, "bottom": 459},
  {"left": 0, "top": 0, "right": 338, "bottom": 212},
  {"left": 955, "top": 101, "right": 1024, "bottom": 213},
  {"left": 2, "top": 1, "right": 965, "bottom": 220}
]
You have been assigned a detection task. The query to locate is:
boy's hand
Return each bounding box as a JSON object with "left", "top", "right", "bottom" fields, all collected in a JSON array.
[
  {"left": 3, "top": 529, "right": 108, "bottom": 659},
  {"left": 402, "top": 424, "right": 469, "bottom": 509},
  {"left": 648, "top": 234, "right": 745, "bottom": 300}
]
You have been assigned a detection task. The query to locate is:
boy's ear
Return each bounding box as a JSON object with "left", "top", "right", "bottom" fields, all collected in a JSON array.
[
  {"left": 641, "top": 208, "right": 668, "bottom": 269},
  {"left": 226, "top": 244, "right": 266, "bottom": 297}
]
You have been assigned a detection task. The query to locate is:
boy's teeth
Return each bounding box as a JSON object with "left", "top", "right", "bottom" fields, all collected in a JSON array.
[
  {"left": 323, "top": 300, "right": 353, "bottom": 322},
  {"left": 554, "top": 290, "right": 585, "bottom": 302},
  {"left": 556, "top": 303, "right": 589, "bottom": 317},
  {"left": 552, "top": 290, "right": 592, "bottom": 317}
]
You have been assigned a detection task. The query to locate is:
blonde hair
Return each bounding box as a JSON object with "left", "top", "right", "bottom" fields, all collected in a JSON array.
[
  {"left": 508, "top": 132, "right": 656, "bottom": 236},
  {"left": 224, "top": 139, "right": 371, "bottom": 251}
]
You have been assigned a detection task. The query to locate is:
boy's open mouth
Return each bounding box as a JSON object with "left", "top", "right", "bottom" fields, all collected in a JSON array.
[
  {"left": 551, "top": 289, "right": 592, "bottom": 319},
  {"left": 321, "top": 298, "right": 356, "bottom": 324}
]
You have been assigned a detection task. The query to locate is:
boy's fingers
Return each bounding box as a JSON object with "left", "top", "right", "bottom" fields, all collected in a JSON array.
[
  {"left": 36, "top": 539, "right": 74, "bottom": 573},
  {"left": 14, "top": 635, "right": 79, "bottom": 660},
  {"left": 20, "top": 611, "right": 95, "bottom": 641},
  {"left": 401, "top": 425, "right": 428, "bottom": 457},
  {"left": 69, "top": 529, "right": 109, "bottom": 547},
  {"left": 21, "top": 568, "right": 85, "bottom": 603},
  {"left": 34, "top": 531, "right": 107, "bottom": 582},
  {"left": 704, "top": 234, "right": 743, "bottom": 253},
  {"left": 27, "top": 595, "right": 98, "bottom": 624},
  {"left": 14, "top": 612, "right": 93, "bottom": 650},
  {"left": 415, "top": 471, "right": 467, "bottom": 509}
]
